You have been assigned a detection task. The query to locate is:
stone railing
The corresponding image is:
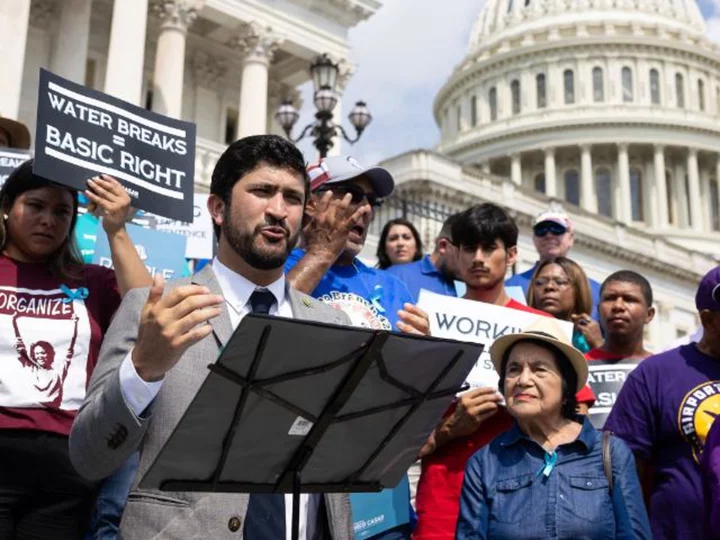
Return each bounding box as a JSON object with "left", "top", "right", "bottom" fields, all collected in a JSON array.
[{"left": 194, "top": 137, "right": 227, "bottom": 191}]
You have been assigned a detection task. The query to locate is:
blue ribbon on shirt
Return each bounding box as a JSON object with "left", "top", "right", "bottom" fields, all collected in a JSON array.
[
  {"left": 60, "top": 284, "right": 89, "bottom": 304},
  {"left": 537, "top": 451, "right": 558, "bottom": 478},
  {"left": 369, "top": 285, "right": 385, "bottom": 314}
]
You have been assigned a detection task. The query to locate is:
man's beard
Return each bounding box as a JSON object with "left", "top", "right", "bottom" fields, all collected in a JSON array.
[{"left": 223, "top": 213, "right": 299, "bottom": 270}]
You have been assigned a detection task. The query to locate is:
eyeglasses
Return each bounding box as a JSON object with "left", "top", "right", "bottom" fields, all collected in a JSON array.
[
  {"left": 534, "top": 277, "right": 571, "bottom": 288},
  {"left": 533, "top": 222, "right": 567, "bottom": 237},
  {"left": 315, "top": 185, "right": 383, "bottom": 208}
]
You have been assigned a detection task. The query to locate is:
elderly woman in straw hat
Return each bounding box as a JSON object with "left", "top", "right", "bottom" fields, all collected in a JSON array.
[{"left": 455, "top": 318, "right": 650, "bottom": 539}]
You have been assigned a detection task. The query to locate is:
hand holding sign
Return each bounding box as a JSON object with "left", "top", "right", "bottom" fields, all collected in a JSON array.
[
  {"left": 85, "top": 175, "right": 134, "bottom": 235},
  {"left": 439, "top": 387, "right": 502, "bottom": 440},
  {"left": 132, "top": 275, "right": 223, "bottom": 382},
  {"left": 571, "top": 313, "right": 604, "bottom": 349},
  {"left": 397, "top": 303, "right": 430, "bottom": 336}
]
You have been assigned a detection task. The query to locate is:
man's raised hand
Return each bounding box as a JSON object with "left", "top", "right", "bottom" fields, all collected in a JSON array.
[{"left": 132, "top": 275, "right": 224, "bottom": 382}]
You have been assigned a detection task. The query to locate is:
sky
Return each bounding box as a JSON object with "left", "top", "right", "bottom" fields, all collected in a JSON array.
[{"left": 294, "top": 0, "right": 720, "bottom": 165}]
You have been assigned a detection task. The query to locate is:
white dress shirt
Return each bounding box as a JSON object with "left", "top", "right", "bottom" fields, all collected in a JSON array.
[{"left": 118, "top": 257, "right": 311, "bottom": 540}]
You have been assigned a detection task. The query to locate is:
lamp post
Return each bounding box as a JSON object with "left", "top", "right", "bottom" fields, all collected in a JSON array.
[{"left": 275, "top": 53, "right": 372, "bottom": 158}]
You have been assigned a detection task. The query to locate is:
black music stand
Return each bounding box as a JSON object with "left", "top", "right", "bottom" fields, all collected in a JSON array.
[{"left": 139, "top": 314, "right": 481, "bottom": 540}]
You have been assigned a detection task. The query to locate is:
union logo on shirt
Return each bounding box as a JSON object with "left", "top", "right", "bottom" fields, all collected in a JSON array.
[{"left": 677, "top": 380, "right": 720, "bottom": 462}]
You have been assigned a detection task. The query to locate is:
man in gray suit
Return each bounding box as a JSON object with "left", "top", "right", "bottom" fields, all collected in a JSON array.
[{"left": 69, "top": 135, "right": 353, "bottom": 539}]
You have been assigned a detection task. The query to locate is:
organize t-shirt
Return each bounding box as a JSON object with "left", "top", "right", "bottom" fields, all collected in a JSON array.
[
  {"left": 605, "top": 343, "right": 720, "bottom": 540},
  {"left": 0, "top": 256, "right": 120, "bottom": 436}
]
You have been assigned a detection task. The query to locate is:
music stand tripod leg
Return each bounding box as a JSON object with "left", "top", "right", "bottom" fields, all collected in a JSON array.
[{"left": 292, "top": 469, "right": 301, "bottom": 540}]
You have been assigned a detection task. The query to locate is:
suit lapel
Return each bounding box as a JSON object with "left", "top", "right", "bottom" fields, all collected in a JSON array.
[
  {"left": 192, "top": 264, "right": 233, "bottom": 347},
  {"left": 286, "top": 285, "right": 315, "bottom": 321}
]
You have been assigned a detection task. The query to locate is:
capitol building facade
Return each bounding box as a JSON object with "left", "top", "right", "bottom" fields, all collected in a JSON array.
[{"left": 1, "top": 0, "right": 719, "bottom": 349}]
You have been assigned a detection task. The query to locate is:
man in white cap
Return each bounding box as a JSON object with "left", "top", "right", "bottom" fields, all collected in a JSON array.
[
  {"left": 506, "top": 208, "right": 601, "bottom": 318},
  {"left": 286, "top": 154, "right": 429, "bottom": 539},
  {"left": 0, "top": 117, "right": 31, "bottom": 149}
]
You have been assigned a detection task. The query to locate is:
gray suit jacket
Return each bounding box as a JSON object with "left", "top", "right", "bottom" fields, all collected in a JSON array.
[{"left": 69, "top": 265, "right": 353, "bottom": 540}]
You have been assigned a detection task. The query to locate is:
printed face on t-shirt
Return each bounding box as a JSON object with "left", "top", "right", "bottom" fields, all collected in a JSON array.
[
  {"left": 457, "top": 240, "right": 515, "bottom": 291},
  {"left": 4, "top": 186, "right": 74, "bottom": 262}
]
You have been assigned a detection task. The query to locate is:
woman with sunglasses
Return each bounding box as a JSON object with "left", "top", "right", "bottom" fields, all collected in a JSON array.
[
  {"left": 0, "top": 160, "right": 151, "bottom": 539},
  {"left": 506, "top": 211, "right": 602, "bottom": 319}
]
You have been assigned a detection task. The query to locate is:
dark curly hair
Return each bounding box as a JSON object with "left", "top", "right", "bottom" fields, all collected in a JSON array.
[{"left": 376, "top": 218, "right": 423, "bottom": 269}]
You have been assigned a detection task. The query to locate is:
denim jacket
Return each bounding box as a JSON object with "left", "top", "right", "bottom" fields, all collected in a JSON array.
[{"left": 455, "top": 417, "right": 651, "bottom": 540}]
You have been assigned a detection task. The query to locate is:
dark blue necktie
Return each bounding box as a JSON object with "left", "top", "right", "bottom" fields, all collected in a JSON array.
[
  {"left": 245, "top": 289, "right": 285, "bottom": 538},
  {"left": 250, "top": 289, "right": 276, "bottom": 315}
]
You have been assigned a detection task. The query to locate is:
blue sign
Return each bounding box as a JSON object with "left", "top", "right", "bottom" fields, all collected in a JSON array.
[
  {"left": 75, "top": 212, "right": 99, "bottom": 263},
  {"left": 351, "top": 478, "right": 411, "bottom": 538},
  {"left": 93, "top": 222, "right": 187, "bottom": 280}
]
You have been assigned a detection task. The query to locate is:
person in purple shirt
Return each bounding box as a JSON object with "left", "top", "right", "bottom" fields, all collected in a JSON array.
[
  {"left": 605, "top": 266, "right": 720, "bottom": 539},
  {"left": 386, "top": 213, "right": 461, "bottom": 302},
  {"left": 702, "top": 415, "right": 720, "bottom": 539}
]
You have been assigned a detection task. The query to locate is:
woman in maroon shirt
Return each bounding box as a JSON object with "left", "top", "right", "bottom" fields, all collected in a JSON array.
[{"left": 0, "top": 160, "right": 151, "bottom": 539}]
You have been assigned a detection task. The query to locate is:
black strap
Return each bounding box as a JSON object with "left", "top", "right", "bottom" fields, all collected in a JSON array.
[{"left": 602, "top": 430, "right": 613, "bottom": 496}]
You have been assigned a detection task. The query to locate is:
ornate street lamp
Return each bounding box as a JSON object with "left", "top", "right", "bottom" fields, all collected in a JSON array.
[{"left": 275, "top": 53, "right": 372, "bottom": 158}]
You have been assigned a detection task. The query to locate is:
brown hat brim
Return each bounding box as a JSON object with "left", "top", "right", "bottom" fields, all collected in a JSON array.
[
  {"left": 0, "top": 118, "right": 31, "bottom": 150},
  {"left": 489, "top": 330, "right": 588, "bottom": 392}
]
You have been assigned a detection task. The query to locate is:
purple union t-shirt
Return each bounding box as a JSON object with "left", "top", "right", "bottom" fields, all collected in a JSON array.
[{"left": 604, "top": 343, "right": 720, "bottom": 539}]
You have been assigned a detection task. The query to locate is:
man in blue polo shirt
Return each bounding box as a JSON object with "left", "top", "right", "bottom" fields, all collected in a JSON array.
[
  {"left": 286, "top": 154, "right": 428, "bottom": 540},
  {"left": 506, "top": 208, "right": 601, "bottom": 317},
  {"left": 387, "top": 213, "right": 460, "bottom": 302}
]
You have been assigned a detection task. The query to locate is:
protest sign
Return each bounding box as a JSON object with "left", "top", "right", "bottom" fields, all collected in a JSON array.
[
  {"left": 74, "top": 212, "right": 100, "bottom": 263},
  {"left": 152, "top": 194, "right": 215, "bottom": 259},
  {"left": 33, "top": 69, "right": 196, "bottom": 221},
  {"left": 351, "top": 478, "right": 411, "bottom": 539},
  {"left": 93, "top": 223, "right": 187, "bottom": 280},
  {"left": 418, "top": 289, "right": 573, "bottom": 389},
  {"left": 0, "top": 149, "right": 32, "bottom": 186},
  {"left": 586, "top": 359, "right": 640, "bottom": 428}
]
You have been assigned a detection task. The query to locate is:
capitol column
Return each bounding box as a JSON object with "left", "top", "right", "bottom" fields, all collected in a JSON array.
[
  {"left": 544, "top": 148, "right": 557, "bottom": 197},
  {"left": 687, "top": 149, "right": 703, "bottom": 232},
  {"left": 580, "top": 145, "right": 595, "bottom": 212},
  {"left": 150, "top": 0, "right": 202, "bottom": 118},
  {"left": 654, "top": 145, "right": 668, "bottom": 228},
  {"left": 617, "top": 144, "right": 632, "bottom": 223},
  {"left": 0, "top": 0, "right": 31, "bottom": 119},
  {"left": 510, "top": 154, "right": 522, "bottom": 186},
  {"left": 232, "top": 21, "right": 282, "bottom": 138},
  {"left": 105, "top": 0, "right": 149, "bottom": 105},
  {"left": 50, "top": 0, "right": 93, "bottom": 83}
]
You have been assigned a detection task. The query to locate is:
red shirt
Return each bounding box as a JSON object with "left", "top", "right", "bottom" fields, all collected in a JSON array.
[
  {"left": 413, "top": 299, "right": 594, "bottom": 539},
  {"left": 0, "top": 256, "right": 120, "bottom": 436}
]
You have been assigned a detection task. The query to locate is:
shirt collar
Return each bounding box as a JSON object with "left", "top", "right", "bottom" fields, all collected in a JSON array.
[
  {"left": 211, "top": 257, "right": 286, "bottom": 312},
  {"left": 421, "top": 255, "right": 440, "bottom": 276},
  {"left": 499, "top": 416, "right": 596, "bottom": 451}
]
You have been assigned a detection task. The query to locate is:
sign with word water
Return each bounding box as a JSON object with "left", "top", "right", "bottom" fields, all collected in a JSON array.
[{"left": 34, "top": 69, "right": 196, "bottom": 221}]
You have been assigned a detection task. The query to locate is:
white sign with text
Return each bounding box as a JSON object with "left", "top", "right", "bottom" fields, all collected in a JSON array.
[{"left": 418, "top": 290, "right": 573, "bottom": 390}]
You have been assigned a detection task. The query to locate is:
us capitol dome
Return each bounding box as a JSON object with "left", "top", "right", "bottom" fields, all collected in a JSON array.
[{"left": 376, "top": 0, "right": 720, "bottom": 346}]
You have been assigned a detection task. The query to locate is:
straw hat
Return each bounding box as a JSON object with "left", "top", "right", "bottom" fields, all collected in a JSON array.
[
  {"left": 489, "top": 317, "right": 588, "bottom": 391},
  {"left": 0, "top": 117, "right": 31, "bottom": 150}
]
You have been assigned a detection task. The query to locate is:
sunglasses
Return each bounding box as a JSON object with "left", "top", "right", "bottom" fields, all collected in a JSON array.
[
  {"left": 533, "top": 222, "right": 567, "bottom": 237},
  {"left": 316, "top": 185, "right": 383, "bottom": 208}
]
